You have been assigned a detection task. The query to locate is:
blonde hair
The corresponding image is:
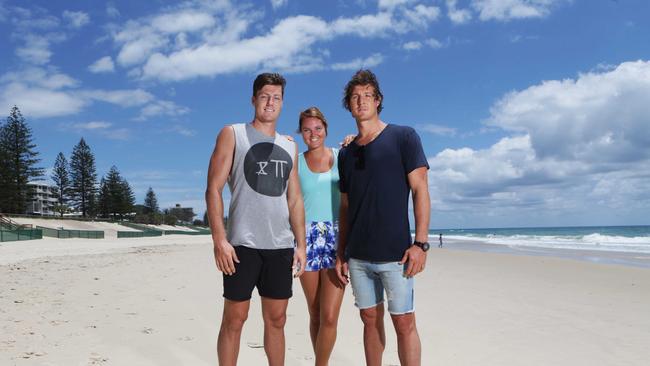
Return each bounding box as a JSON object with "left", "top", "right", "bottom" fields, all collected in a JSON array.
[{"left": 297, "top": 106, "right": 328, "bottom": 135}]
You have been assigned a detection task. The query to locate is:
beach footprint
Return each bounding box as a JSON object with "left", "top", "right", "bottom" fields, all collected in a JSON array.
[
  {"left": 88, "top": 352, "right": 108, "bottom": 365},
  {"left": 246, "top": 341, "right": 264, "bottom": 348}
]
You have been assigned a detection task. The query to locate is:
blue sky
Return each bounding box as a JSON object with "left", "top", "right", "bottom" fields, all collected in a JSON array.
[{"left": 1, "top": 0, "right": 649, "bottom": 229}]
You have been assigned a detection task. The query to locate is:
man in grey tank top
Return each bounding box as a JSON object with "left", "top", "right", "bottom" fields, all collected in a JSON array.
[{"left": 205, "top": 73, "right": 307, "bottom": 366}]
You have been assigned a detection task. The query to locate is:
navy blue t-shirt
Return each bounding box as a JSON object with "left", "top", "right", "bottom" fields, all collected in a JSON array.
[{"left": 338, "top": 124, "right": 429, "bottom": 261}]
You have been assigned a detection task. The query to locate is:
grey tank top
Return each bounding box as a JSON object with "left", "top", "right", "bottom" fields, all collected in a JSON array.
[{"left": 227, "top": 123, "right": 296, "bottom": 249}]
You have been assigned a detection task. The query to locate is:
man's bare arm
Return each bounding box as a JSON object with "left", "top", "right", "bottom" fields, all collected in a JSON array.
[
  {"left": 286, "top": 142, "right": 306, "bottom": 277},
  {"left": 401, "top": 166, "right": 431, "bottom": 277},
  {"left": 205, "top": 126, "right": 239, "bottom": 275}
]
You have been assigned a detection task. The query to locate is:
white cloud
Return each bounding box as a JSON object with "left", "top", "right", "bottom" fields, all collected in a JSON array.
[
  {"left": 446, "top": 0, "right": 472, "bottom": 24},
  {"left": 137, "top": 100, "right": 190, "bottom": 120},
  {"left": 331, "top": 53, "right": 384, "bottom": 71},
  {"left": 471, "top": 0, "right": 565, "bottom": 21},
  {"left": 15, "top": 34, "right": 55, "bottom": 64},
  {"left": 170, "top": 125, "right": 196, "bottom": 137},
  {"left": 115, "top": 29, "right": 168, "bottom": 66},
  {"left": 141, "top": 15, "right": 330, "bottom": 81},
  {"left": 400, "top": 4, "right": 441, "bottom": 28},
  {"left": 0, "top": 82, "right": 86, "bottom": 118},
  {"left": 88, "top": 56, "right": 115, "bottom": 73},
  {"left": 330, "top": 12, "right": 394, "bottom": 37},
  {"left": 425, "top": 38, "right": 444, "bottom": 48},
  {"left": 81, "top": 89, "right": 154, "bottom": 107},
  {"left": 100, "top": 1, "right": 445, "bottom": 81},
  {"left": 10, "top": 7, "right": 59, "bottom": 29},
  {"left": 487, "top": 60, "right": 650, "bottom": 164},
  {"left": 378, "top": 0, "right": 414, "bottom": 9},
  {"left": 72, "top": 121, "right": 113, "bottom": 130},
  {"left": 61, "top": 121, "right": 131, "bottom": 140},
  {"left": 428, "top": 60, "right": 650, "bottom": 225},
  {"left": 404, "top": 38, "right": 444, "bottom": 51},
  {"left": 0, "top": 67, "right": 78, "bottom": 90},
  {"left": 0, "top": 67, "right": 169, "bottom": 119},
  {"left": 151, "top": 11, "right": 215, "bottom": 33},
  {"left": 403, "top": 41, "right": 422, "bottom": 50},
  {"left": 417, "top": 124, "right": 456, "bottom": 136},
  {"left": 62, "top": 10, "right": 89, "bottom": 28},
  {"left": 106, "top": 3, "right": 120, "bottom": 18},
  {"left": 271, "top": 0, "right": 288, "bottom": 9}
]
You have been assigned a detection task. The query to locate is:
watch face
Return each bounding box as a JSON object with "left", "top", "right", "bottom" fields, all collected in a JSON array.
[{"left": 415, "top": 241, "right": 430, "bottom": 251}]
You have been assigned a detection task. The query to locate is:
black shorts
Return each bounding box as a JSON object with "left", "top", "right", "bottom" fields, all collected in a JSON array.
[{"left": 223, "top": 246, "right": 294, "bottom": 301}]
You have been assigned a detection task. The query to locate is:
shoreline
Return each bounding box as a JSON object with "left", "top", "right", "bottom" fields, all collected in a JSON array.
[{"left": 438, "top": 237, "right": 650, "bottom": 269}]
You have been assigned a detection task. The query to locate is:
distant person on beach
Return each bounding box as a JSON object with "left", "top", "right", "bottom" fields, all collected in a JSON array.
[
  {"left": 205, "top": 72, "right": 307, "bottom": 366},
  {"left": 439, "top": 233, "right": 443, "bottom": 248},
  {"left": 296, "top": 106, "right": 346, "bottom": 365},
  {"left": 335, "top": 69, "right": 431, "bottom": 366}
]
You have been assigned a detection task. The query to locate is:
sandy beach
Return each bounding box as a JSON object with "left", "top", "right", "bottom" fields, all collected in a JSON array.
[{"left": 1, "top": 236, "right": 649, "bottom": 366}]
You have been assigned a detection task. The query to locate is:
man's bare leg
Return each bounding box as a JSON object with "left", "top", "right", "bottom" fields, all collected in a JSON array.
[
  {"left": 261, "top": 297, "right": 289, "bottom": 366},
  {"left": 217, "top": 299, "right": 250, "bottom": 366},
  {"left": 390, "top": 312, "right": 421, "bottom": 366},
  {"left": 359, "top": 303, "right": 386, "bottom": 366},
  {"left": 299, "top": 270, "right": 321, "bottom": 351}
]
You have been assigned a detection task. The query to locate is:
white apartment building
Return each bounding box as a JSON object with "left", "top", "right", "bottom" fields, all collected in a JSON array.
[{"left": 25, "top": 182, "right": 59, "bottom": 216}]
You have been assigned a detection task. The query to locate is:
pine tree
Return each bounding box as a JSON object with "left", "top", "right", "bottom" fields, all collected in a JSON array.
[
  {"left": 0, "top": 106, "right": 43, "bottom": 213},
  {"left": 143, "top": 187, "right": 159, "bottom": 214},
  {"left": 51, "top": 152, "right": 71, "bottom": 217},
  {"left": 120, "top": 179, "right": 135, "bottom": 218},
  {"left": 98, "top": 166, "right": 135, "bottom": 220},
  {"left": 97, "top": 177, "right": 109, "bottom": 218},
  {"left": 70, "top": 138, "right": 97, "bottom": 217}
]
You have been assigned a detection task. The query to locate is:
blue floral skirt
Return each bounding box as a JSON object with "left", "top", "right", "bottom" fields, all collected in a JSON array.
[{"left": 305, "top": 221, "right": 338, "bottom": 272}]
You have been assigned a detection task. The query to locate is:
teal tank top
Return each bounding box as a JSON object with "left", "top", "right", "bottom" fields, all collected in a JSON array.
[{"left": 298, "top": 148, "right": 340, "bottom": 222}]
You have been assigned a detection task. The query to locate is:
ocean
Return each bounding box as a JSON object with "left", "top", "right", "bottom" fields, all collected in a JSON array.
[
  {"left": 427, "top": 225, "right": 650, "bottom": 254},
  {"left": 421, "top": 226, "right": 650, "bottom": 268}
]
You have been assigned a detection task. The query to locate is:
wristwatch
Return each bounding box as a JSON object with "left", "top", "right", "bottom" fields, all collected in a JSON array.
[{"left": 413, "top": 240, "right": 430, "bottom": 252}]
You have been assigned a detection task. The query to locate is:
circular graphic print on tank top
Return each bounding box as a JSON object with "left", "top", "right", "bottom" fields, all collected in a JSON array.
[{"left": 244, "top": 142, "right": 293, "bottom": 197}]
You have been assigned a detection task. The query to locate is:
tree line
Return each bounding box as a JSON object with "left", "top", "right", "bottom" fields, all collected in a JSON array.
[{"left": 0, "top": 106, "right": 197, "bottom": 225}]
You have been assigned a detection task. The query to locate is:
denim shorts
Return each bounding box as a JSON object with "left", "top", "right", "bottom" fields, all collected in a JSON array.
[{"left": 348, "top": 258, "right": 414, "bottom": 315}]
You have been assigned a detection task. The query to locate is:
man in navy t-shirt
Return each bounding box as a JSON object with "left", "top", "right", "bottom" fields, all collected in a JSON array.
[{"left": 336, "top": 69, "right": 431, "bottom": 366}]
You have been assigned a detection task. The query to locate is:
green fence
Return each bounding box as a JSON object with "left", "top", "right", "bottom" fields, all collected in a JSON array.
[
  {"left": 116, "top": 222, "right": 163, "bottom": 238},
  {"left": 163, "top": 230, "right": 211, "bottom": 235},
  {"left": 117, "top": 230, "right": 163, "bottom": 238},
  {"left": 37, "top": 226, "right": 104, "bottom": 239},
  {"left": 0, "top": 228, "right": 43, "bottom": 242}
]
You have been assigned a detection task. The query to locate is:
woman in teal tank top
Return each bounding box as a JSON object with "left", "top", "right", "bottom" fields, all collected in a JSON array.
[{"left": 297, "top": 107, "right": 346, "bottom": 365}]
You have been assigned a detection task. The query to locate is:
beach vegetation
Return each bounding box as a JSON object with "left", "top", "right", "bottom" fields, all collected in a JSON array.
[
  {"left": 70, "top": 138, "right": 98, "bottom": 218},
  {"left": 0, "top": 106, "right": 43, "bottom": 214},
  {"left": 169, "top": 205, "right": 195, "bottom": 224},
  {"left": 162, "top": 208, "right": 178, "bottom": 225},
  {"left": 97, "top": 166, "right": 135, "bottom": 220},
  {"left": 144, "top": 187, "right": 160, "bottom": 214},
  {"left": 51, "top": 152, "right": 71, "bottom": 217}
]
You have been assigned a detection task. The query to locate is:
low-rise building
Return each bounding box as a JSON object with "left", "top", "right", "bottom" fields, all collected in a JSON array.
[{"left": 25, "top": 182, "right": 59, "bottom": 216}]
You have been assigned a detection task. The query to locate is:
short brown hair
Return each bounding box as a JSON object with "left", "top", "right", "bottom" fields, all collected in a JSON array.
[
  {"left": 253, "top": 73, "right": 286, "bottom": 97},
  {"left": 342, "top": 69, "right": 384, "bottom": 113},
  {"left": 297, "top": 106, "right": 328, "bottom": 135}
]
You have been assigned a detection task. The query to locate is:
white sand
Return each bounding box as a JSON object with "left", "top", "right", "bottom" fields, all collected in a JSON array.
[
  {"left": 142, "top": 224, "right": 198, "bottom": 232},
  {"left": 1, "top": 237, "right": 649, "bottom": 365}
]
